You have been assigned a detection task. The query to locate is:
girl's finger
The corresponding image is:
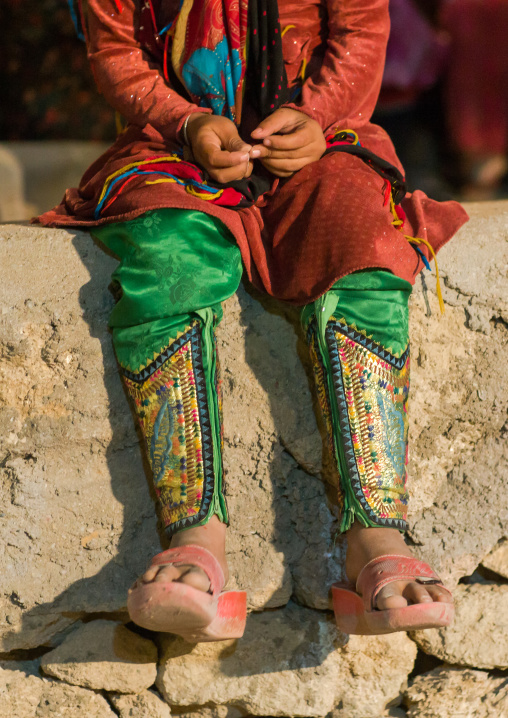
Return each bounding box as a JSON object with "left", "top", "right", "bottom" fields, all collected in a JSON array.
[
  {"left": 206, "top": 147, "right": 251, "bottom": 169},
  {"left": 244, "top": 160, "right": 254, "bottom": 178},
  {"left": 261, "top": 156, "right": 313, "bottom": 174},
  {"left": 249, "top": 144, "right": 264, "bottom": 159},
  {"left": 251, "top": 113, "right": 292, "bottom": 139},
  {"left": 260, "top": 164, "right": 295, "bottom": 178},
  {"left": 263, "top": 126, "right": 313, "bottom": 151},
  {"left": 257, "top": 143, "right": 317, "bottom": 160},
  {"left": 208, "top": 160, "right": 253, "bottom": 184}
]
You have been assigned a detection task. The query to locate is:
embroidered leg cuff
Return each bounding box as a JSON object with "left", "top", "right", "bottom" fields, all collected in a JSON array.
[
  {"left": 308, "top": 318, "right": 410, "bottom": 533},
  {"left": 121, "top": 321, "right": 226, "bottom": 536}
]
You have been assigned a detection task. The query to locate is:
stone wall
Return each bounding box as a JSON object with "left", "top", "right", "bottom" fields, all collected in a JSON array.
[{"left": 0, "top": 202, "right": 507, "bottom": 717}]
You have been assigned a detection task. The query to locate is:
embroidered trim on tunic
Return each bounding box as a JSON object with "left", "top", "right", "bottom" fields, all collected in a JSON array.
[
  {"left": 121, "top": 323, "right": 217, "bottom": 532},
  {"left": 326, "top": 320, "right": 410, "bottom": 529}
]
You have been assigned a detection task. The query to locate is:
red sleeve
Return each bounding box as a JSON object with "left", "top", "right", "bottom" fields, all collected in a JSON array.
[
  {"left": 86, "top": 0, "right": 211, "bottom": 141},
  {"left": 282, "top": 0, "right": 390, "bottom": 134}
]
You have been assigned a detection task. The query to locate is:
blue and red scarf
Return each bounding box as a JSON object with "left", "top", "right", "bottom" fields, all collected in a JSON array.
[
  {"left": 70, "top": 0, "right": 289, "bottom": 125},
  {"left": 140, "top": 0, "right": 289, "bottom": 124}
]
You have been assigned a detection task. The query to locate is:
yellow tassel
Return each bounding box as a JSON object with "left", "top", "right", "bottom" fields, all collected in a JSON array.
[
  {"left": 98, "top": 155, "right": 183, "bottom": 203},
  {"left": 186, "top": 185, "right": 223, "bottom": 201},
  {"left": 300, "top": 56, "right": 308, "bottom": 81},
  {"left": 145, "top": 178, "right": 178, "bottom": 186},
  {"left": 147, "top": 178, "right": 223, "bottom": 201},
  {"left": 389, "top": 193, "right": 445, "bottom": 314},
  {"left": 344, "top": 129, "right": 360, "bottom": 145},
  {"left": 281, "top": 24, "right": 296, "bottom": 37},
  {"left": 115, "top": 111, "right": 126, "bottom": 136},
  {"left": 406, "top": 235, "right": 445, "bottom": 314}
]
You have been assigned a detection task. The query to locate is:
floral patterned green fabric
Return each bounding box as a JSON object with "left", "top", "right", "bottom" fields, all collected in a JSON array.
[{"left": 93, "top": 208, "right": 243, "bottom": 372}]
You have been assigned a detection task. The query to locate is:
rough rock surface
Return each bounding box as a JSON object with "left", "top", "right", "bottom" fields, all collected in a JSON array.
[
  {"left": 0, "top": 664, "right": 116, "bottom": 718},
  {"left": 0, "top": 200, "right": 507, "bottom": 714},
  {"left": 170, "top": 708, "right": 242, "bottom": 718},
  {"left": 40, "top": 620, "right": 157, "bottom": 692},
  {"left": 411, "top": 584, "right": 508, "bottom": 669},
  {"left": 482, "top": 538, "right": 508, "bottom": 579},
  {"left": 404, "top": 202, "right": 508, "bottom": 586},
  {"left": 110, "top": 689, "right": 172, "bottom": 718},
  {"left": 157, "top": 601, "right": 417, "bottom": 717},
  {"left": 404, "top": 667, "right": 508, "bottom": 718}
]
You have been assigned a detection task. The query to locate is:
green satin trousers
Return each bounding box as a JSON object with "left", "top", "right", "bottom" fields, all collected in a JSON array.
[{"left": 93, "top": 208, "right": 412, "bottom": 536}]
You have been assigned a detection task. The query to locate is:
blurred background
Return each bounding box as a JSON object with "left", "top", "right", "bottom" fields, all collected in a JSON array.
[{"left": 1, "top": 0, "right": 508, "bottom": 221}]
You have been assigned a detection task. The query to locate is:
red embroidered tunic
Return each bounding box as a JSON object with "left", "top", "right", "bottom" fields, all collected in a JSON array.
[{"left": 35, "top": 0, "right": 468, "bottom": 305}]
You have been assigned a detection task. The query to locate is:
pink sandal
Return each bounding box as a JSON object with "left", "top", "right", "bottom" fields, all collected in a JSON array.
[
  {"left": 332, "top": 554, "right": 454, "bottom": 635},
  {"left": 127, "top": 545, "right": 247, "bottom": 641}
]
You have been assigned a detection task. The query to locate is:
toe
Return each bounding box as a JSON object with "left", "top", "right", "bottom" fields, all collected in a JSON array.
[
  {"left": 426, "top": 584, "right": 453, "bottom": 603},
  {"left": 151, "top": 565, "right": 181, "bottom": 584},
  {"left": 178, "top": 567, "right": 211, "bottom": 593},
  {"left": 371, "top": 581, "right": 453, "bottom": 610},
  {"left": 404, "top": 583, "right": 433, "bottom": 605},
  {"left": 140, "top": 565, "right": 160, "bottom": 583},
  {"left": 136, "top": 562, "right": 212, "bottom": 593},
  {"left": 146, "top": 564, "right": 211, "bottom": 592},
  {"left": 375, "top": 581, "right": 409, "bottom": 610}
]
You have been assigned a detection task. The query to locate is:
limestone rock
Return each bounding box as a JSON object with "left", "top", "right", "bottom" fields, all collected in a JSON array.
[
  {"left": 482, "top": 538, "right": 508, "bottom": 579},
  {"left": 170, "top": 708, "right": 243, "bottom": 718},
  {"left": 157, "top": 601, "right": 416, "bottom": 718},
  {"left": 411, "top": 584, "right": 508, "bottom": 669},
  {"left": 0, "top": 225, "right": 161, "bottom": 652},
  {"left": 404, "top": 667, "right": 508, "bottom": 718},
  {"left": 330, "top": 705, "right": 407, "bottom": 718},
  {"left": 404, "top": 201, "right": 508, "bottom": 587},
  {"left": 40, "top": 620, "right": 157, "bottom": 693},
  {"left": 1, "top": 199, "right": 507, "bottom": 657},
  {"left": 109, "top": 689, "right": 171, "bottom": 718},
  {"left": 0, "top": 665, "right": 116, "bottom": 718}
]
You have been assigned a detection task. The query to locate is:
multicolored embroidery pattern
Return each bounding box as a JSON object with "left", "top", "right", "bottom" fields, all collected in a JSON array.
[
  {"left": 213, "top": 333, "right": 225, "bottom": 460},
  {"left": 121, "top": 324, "right": 217, "bottom": 534},
  {"left": 327, "top": 321, "right": 410, "bottom": 530},
  {"left": 307, "top": 326, "right": 345, "bottom": 513}
]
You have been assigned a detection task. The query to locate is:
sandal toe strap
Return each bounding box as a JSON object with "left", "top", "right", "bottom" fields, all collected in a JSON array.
[
  {"left": 356, "top": 554, "right": 450, "bottom": 611},
  {"left": 149, "top": 545, "right": 225, "bottom": 597}
]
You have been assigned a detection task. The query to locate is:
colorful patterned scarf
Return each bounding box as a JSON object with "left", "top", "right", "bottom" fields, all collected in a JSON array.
[
  {"left": 69, "top": 1, "right": 288, "bottom": 123},
  {"left": 149, "top": 0, "right": 289, "bottom": 124}
]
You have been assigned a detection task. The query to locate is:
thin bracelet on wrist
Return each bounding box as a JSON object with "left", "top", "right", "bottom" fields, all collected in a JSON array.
[{"left": 182, "top": 114, "right": 192, "bottom": 146}]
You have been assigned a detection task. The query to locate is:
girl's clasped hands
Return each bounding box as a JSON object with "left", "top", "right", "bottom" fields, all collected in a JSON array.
[{"left": 186, "top": 107, "right": 327, "bottom": 183}]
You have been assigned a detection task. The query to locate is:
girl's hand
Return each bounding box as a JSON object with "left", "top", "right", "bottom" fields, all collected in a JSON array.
[
  {"left": 186, "top": 114, "right": 254, "bottom": 183},
  {"left": 249, "top": 108, "right": 327, "bottom": 177}
]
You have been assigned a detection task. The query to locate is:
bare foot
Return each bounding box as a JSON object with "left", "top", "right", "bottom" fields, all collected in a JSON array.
[
  {"left": 138, "top": 515, "right": 228, "bottom": 593},
  {"left": 345, "top": 522, "right": 453, "bottom": 611}
]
